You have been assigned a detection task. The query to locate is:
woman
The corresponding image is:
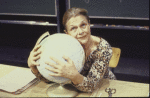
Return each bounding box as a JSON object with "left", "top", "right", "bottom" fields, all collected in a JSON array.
[{"left": 28, "top": 7, "right": 116, "bottom": 93}]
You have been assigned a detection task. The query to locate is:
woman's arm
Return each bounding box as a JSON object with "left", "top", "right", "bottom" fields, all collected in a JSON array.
[{"left": 72, "top": 38, "right": 113, "bottom": 93}]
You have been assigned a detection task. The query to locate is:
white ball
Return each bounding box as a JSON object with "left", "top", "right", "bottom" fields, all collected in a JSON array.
[{"left": 37, "top": 33, "right": 85, "bottom": 84}]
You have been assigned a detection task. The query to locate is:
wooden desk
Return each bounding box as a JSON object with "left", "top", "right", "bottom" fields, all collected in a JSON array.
[{"left": 0, "top": 64, "right": 149, "bottom": 97}]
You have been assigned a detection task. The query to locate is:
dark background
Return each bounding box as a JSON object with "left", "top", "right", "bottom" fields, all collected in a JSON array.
[
  {"left": 0, "top": 0, "right": 56, "bottom": 15},
  {"left": 0, "top": 0, "right": 149, "bottom": 83},
  {"left": 70, "top": 0, "right": 149, "bottom": 18}
]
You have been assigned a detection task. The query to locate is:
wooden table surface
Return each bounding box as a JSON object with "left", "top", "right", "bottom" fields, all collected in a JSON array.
[{"left": 0, "top": 64, "right": 149, "bottom": 97}]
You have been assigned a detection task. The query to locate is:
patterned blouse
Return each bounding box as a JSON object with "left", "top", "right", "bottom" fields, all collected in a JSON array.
[
  {"left": 32, "top": 37, "right": 116, "bottom": 93},
  {"left": 71, "top": 37, "right": 116, "bottom": 93}
]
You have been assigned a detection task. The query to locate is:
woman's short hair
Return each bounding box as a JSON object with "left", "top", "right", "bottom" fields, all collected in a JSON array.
[{"left": 62, "top": 7, "right": 90, "bottom": 30}]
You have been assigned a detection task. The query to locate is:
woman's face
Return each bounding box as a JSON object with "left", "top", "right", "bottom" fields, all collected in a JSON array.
[{"left": 65, "top": 15, "right": 91, "bottom": 45}]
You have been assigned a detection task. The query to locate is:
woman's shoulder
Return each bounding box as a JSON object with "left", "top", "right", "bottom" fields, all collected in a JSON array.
[
  {"left": 91, "top": 35, "right": 112, "bottom": 53},
  {"left": 91, "top": 35, "right": 100, "bottom": 45},
  {"left": 99, "top": 37, "right": 110, "bottom": 46},
  {"left": 91, "top": 35, "right": 110, "bottom": 46}
]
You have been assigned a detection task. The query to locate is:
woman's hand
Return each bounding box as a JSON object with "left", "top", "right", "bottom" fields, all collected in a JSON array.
[
  {"left": 45, "top": 55, "right": 80, "bottom": 81},
  {"left": 27, "top": 43, "right": 42, "bottom": 73}
]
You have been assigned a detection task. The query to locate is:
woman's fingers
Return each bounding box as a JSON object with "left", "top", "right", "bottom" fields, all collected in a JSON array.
[
  {"left": 45, "top": 67, "right": 61, "bottom": 77},
  {"left": 45, "top": 67, "right": 58, "bottom": 73},
  {"left": 49, "top": 56, "right": 63, "bottom": 65},
  {"left": 45, "top": 61, "right": 58, "bottom": 69},
  {"left": 33, "top": 50, "right": 42, "bottom": 57},
  {"left": 33, "top": 60, "right": 40, "bottom": 66},
  {"left": 28, "top": 60, "right": 39, "bottom": 67},
  {"left": 28, "top": 43, "right": 42, "bottom": 69},
  {"left": 63, "top": 55, "right": 73, "bottom": 64},
  {"left": 33, "top": 44, "right": 41, "bottom": 52},
  {"left": 49, "top": 73, "right": 60, "bottom": 77},
  {"left": 33, "top": 55, "right": 40, "bottom": 61}
]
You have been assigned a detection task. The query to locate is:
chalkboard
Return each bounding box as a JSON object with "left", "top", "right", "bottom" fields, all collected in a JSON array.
[
  {"left": 69, "top": 0, "right": 149, "bottom": 19},
  {"left": 0, "top": 0, "right": 56, "bottom": 16}
]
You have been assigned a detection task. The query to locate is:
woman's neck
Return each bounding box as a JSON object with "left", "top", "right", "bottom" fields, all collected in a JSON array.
[
  {"left": 82, "top": 36, "right": 95, "bottom": 60},
  {"left": 82, "top": 35, "right": 101, "bottom": 59},
  {"left": 83, "top": 36, "right": 93, "bottom": 51}
]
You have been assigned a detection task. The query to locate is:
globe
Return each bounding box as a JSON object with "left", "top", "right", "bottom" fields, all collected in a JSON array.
[{"left": 37, "top": 33, "right": 85, "bottom": 84}]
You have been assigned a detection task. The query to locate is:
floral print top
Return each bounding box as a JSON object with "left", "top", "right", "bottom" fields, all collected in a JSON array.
[
  {"left": 32, "top": 37, "right": 116, "bottom": 93},
  {"left": 71, "top": 37, "right": 116, "bottom": 93}
]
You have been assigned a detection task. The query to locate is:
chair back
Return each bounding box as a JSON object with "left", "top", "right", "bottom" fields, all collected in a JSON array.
[{"left": 109, "top": 47, "right": 121, "bottom": 68}]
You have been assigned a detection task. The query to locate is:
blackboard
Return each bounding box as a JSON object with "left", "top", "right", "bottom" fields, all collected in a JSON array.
[
  {"left": 0, "top": 0, "right": 56, "bottom": 16},
  {"left": 69, "top": 0, "right": 149, "bottom": 19}
]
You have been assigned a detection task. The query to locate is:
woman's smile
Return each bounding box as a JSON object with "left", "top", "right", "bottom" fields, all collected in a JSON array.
[
  {"left": 78, "top": 35, "right": 87, "bottom": 41},
  {"left": 78, "top": 34, "right": 86, "bottom": 39}
]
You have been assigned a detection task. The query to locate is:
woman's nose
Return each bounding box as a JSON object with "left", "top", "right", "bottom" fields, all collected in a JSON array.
[{"left": 77, "top": 27, "right": 84, "bottom": 35}]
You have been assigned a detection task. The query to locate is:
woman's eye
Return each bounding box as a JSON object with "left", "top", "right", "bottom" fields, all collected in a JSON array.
[
  {"left": 82, "top": 24, "right": 86, "bottom": 28},
  {"left": 71, "top": 27, "right": 75, "bottom": 31}
]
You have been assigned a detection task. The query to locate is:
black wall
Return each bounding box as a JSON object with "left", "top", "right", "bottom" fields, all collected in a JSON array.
[
  {"left": 70, "top": 0, "right": 149, "bottom": 19},
  {"left": 0, "top": 0, "right": 56, "bottom": 15}
]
